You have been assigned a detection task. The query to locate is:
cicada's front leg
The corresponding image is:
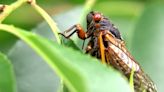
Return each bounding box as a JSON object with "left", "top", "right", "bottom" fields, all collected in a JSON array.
[{"left": 59, "top": 24, "right": 87, "bottom": 40}]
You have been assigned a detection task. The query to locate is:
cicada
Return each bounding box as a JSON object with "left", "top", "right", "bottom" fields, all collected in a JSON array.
[{"left": 59, "top": 11, "right": 157, "bottom": 92}]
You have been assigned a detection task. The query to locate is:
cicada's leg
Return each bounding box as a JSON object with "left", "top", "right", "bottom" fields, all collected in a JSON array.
[
  {"left": 85, "top": 38, "right": 101, "bottom": 59},
  {"left": 86, "top": 42, "right": 92, "bottom": 53},
  {"left": 59, "top": 25, "right": 77, "bottom": 38},
  {"left": 98, "top": 32, "right": 105, "bottom": 63},
  {"left": 59, "top": 24, "right": 87, "bottom": 40}
]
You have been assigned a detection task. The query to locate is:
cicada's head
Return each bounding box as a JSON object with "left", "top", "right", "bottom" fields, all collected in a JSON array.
[
  {"left": 86, "top": 11, "right": 103, "bottom": 25},
  {"left": 85, "top": 11, "right": 104, "bottom": 37}
]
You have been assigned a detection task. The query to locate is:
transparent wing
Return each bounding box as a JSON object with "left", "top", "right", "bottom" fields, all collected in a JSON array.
[{"left": 104, "top": 33, "right": 157, "bottom": 92}]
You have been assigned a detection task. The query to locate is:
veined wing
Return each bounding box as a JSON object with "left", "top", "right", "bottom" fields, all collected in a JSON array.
[{"left": 103, "top": 32, "right": 157, "bottom": 92}]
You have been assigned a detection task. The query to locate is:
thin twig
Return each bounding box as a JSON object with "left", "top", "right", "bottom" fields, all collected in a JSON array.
[
  {"left": 0, "top": 0, "right": 27, "bottom": 23},
  {"left": 79, "top": 0, "right": 96, "bottom": 24},
  {"left": 29, "top": 0, "right": 61, "bottom": 44}
]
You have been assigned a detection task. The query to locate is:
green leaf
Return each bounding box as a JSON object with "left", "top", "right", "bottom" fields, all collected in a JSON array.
[
  {"left": 0, "top": 31, "right": 17, "bottom": 54},
  {"left": 130, "top": 3, "right": 164, "bottom": 92},
  {"left": 0, "top": 52, "right": 16, "bottom": 92},
  {"left": 0, "top": 24, "right": 131, "bottom": 92},
  {"left": 60, "top": 36, "right": 81, "bottom": 51},
  {"left": 8, "top": 39, "right": 60, "bottom": 92}
]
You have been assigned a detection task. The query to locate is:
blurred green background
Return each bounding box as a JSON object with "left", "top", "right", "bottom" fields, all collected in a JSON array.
[{"left": 0, "top": 0, "right": 164, "bottom": 92}]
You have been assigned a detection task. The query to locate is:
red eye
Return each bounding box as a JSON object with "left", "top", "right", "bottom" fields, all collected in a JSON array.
[{"left": 93, "top": 13, "right": 101, "bottom": 22}]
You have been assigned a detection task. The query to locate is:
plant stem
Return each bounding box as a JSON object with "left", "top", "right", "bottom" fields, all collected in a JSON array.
[
  {"left": 72, "top": 0, "right": 96, "bottom": 47},
  {"left": 30, "top": 0, "right": 61, "bottom": 44},
  {"left": 0, "top": 0, "right": 27, "bottom": 23},
  {"left": 79, "top": 0, "right": 96, "bottom": 24}
]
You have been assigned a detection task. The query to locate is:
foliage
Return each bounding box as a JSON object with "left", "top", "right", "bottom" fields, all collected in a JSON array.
[{"left": 0, "top": 0, "right": 163, "bottom": 92}]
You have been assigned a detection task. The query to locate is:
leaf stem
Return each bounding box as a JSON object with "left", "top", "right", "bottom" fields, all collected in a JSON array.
[
  {"left": 29, "top": 0, "right": 61, "bottom": 44},
  {"left": 79, "top": 0, "right": 96, "bottom": 24},
  {"left": 0, "top": 0, "right": 27, "bottom": 23}
]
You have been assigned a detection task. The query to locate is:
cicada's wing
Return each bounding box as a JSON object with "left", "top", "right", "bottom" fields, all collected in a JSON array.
[{"left": 102, "top": 33, "right": 157, "bottom": 92}]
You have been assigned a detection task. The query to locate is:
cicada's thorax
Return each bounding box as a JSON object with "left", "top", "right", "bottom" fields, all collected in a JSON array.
[{"left": 86, "top": 17, "right": 122, "bottom": 60}]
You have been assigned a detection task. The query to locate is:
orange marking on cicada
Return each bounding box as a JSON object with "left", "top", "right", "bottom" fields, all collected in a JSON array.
[
  {"left": 95, "top": 23, "right": 101, "bottom": 29},
  {"left": 99, "top": 32, "right": 105, "bottom": 63}
]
